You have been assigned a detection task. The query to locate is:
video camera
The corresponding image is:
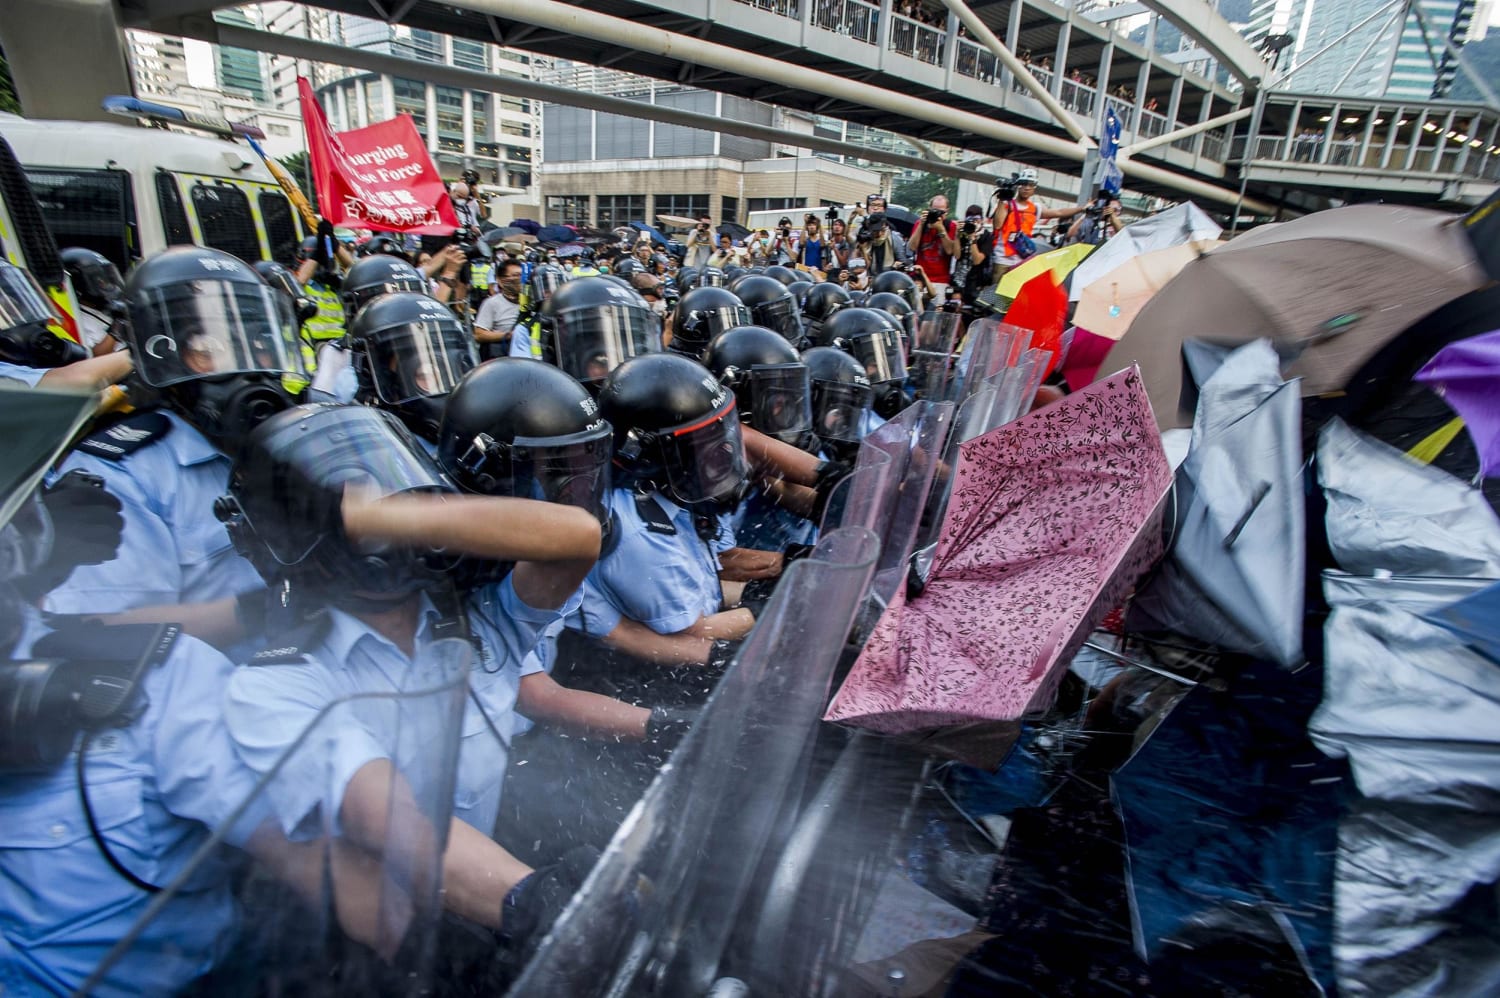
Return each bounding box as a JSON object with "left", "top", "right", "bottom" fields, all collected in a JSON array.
[
  {"left": 994, "top": 172, "right": 1022, "bottom": 200},
  {"left": 825, "top": 205, "right": 840, "bottom": 222}
]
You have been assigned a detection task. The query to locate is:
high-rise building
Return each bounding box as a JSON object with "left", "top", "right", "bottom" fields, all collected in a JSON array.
[
  {"left": 1243, "top": 0, "right": 1478, "bottom": 96},
  {"left": 125, "top": 30, "right": 193, "bottom": 98},
  {"left": 214, "top": 9, "right": 268, "bottom": 102}
]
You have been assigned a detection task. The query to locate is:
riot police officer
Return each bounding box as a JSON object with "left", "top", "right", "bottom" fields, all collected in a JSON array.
[
  {"left": 59, "top": 246, "right": 125, "bottom": 353},
  {"left": 731, "top": 274, "right": 806, "bottom": 348},
  {"left": 43, "top": 246, "right": 303, "bottom": 653},
  {"left": 0, "top": 258, "right": 129, "bottom": 391},
  {"left": 218, "top": 402, "right": 605, "bottom": 968},
  {"left": 538, "top": 276, "right": 661, "bottom": 389},
  {"left": 668, "top": 285, "right": 751, "bottom": 360},
  {"left": 801, "top": 282, "right": 853, "bottom": 345},
  {"left": 294, "top": 233, "right": 349, "bottom": 345},
  {"left": 869, "top": 268, "right": 922, "bottom": 313},
  {"left": 511, "top": 263, "right": 568, "bottom": 360},
  {"left": 803, "top": 345, "right": 880, "bottom": 462},
  {"left": 340, "top": 254, "right": 430, "bottom": 323},
  {"left": 347, "top": 291, "right": 477, "bottom": 445},
  {"left": 811, "top": 306, "right": 909, "bottom": 421}
]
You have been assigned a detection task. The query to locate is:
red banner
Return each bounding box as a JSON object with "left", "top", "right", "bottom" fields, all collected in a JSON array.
[{"left": 298, "top": 76, "right": 460, "bottom": 234}]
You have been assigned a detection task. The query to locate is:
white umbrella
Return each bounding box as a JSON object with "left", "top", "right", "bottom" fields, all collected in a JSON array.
[{"left": 1067, "top": 201, "right": 1222, "bottom": 301}]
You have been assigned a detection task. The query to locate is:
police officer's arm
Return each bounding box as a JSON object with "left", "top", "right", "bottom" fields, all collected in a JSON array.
[
  {"left": 35, "top": 351, "right": 133, "bottom": 392},
  {"left": 84, "top": 593, "right": 249, "bottom": 650},
  {"left": 517, "top": 671, "right": 652, "bottom": 740},
  {"left": 341, "top": 759, "right": 533, "bottom": 930},
  {"left": 341, "top": 491, "right": 601, "bottom": 610},
  {"left": 718, "top": 547, "right": 784, "bottom": 581},
  {"left": 596, "top": 615, "right": 741, "bottom": 662}
]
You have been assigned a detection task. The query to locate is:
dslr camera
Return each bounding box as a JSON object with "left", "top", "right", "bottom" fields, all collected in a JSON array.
[{"left": 825, "top": 205, "right": 840, "bottom": 222}]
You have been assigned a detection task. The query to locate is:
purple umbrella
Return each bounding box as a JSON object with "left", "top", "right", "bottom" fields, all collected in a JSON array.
[{"left": 1415, "top": 328, "right": 1500, "bottom": 476}]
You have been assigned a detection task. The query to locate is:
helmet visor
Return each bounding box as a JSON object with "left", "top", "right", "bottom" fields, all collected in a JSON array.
[
  {"left": 554, "top": 303, "right": 661, "bottom": 383},
  {"left": 365, "top": 317, "right": 475, "bottom": 405},
  {"left": 751, "top": 297, "right": 805, "bottom": 346},
  {"left": 132, "top": 281, "right": 304, "bottom": 387},
  {"left": 848, "top": 328, "right": 908, "bottom": 385},
  {"left": 660, "top": 400, "right": 749, "bottom": 507},
  {"left": 690, "top": 304, "right": 753, "bottom": 345},
  {"left": 238, "top": 406, "right": 449, "bottom": 567},
  {"left": 0, "top": 266, "right": 58, "bottom": 333},
  {"left": 72, "top": 258, "right": 125, "bottom": 310},
  {"left": 699, "top": 269, "right": 726, "bottom": 288},
  {"left": 811, "top": 380, "right": 873, "bottom": 443},
  {"left": 749, "top": 363, "right": 812, "bottom": 444},
  {"left": 512, "top": 423, "right": 614, "bottom": 527}
]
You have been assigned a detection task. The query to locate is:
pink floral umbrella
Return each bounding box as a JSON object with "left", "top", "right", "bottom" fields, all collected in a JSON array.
[{"left": 825, "top": 367, "right": 1173, "bottom": 737}]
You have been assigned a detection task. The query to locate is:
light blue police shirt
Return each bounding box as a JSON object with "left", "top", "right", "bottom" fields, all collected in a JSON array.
[
  {"left": 225, "top": 579, "right": 576, "bottom": 839},
  {"left": 571, "top": 487, "right": 736, "bottom": 637},
  {"left": 858, "top": 409, "right": 886, "bottom": 439},
  {"left": 43, "top": 411, "right": 263, "bottom": 617},
  {"left": 0, "top": 611, "right": 266, "bottom": 998},
  {"left": 0, "top": 362, "right": 46, "bottom": 387}
]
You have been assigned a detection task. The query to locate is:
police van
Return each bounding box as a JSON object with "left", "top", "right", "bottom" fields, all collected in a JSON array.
[{"left": 0, "top": 109, "right": 307, "bottom": 276}]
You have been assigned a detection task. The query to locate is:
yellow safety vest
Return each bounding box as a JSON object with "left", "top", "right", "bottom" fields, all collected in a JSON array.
[
  {"left": 304, "top": 282, "right": 346, "bottom": 343},
  {"left": 470, "top": 261, "right": 493, "bottom": 291}
]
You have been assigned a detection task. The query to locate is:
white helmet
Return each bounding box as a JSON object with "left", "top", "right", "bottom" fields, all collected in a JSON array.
[{"left": 1016, "top": 168, "right": 1039, "bottom": 184}]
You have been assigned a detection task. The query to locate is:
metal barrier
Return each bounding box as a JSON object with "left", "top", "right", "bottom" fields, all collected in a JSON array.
[
  {"left": 1060, "top": 77, "right": 1096, "bottom": 117},
  {"left": 955, "top": 37, "right": 998, "bottom": 82},
  {"left": 813, "top": 0, "right": 879, "bottom": 41},
  {"left": 889, "top": 14, "right": 944, "bottom": 65}
]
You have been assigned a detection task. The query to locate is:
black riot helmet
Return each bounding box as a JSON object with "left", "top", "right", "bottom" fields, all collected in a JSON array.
[
  {"left": 598, "top": 353, "right": 748, "bottom": 510},
  {"left": 698, "top": 267, "right": 727, "bottom": 288},
  {"left": 360, "top": 234, "right": 406, "bottom": 258},
  {"left": 528, "top": 263, "right": 568, "bottom": 304},
  {"left": 675, "top": 266, "right": 701, "bottom": 290},
  {"left": 803, "top": 346, "right": 874, "bottom": 448},
  {"left": 801, "top": 282, "right": 852, "bottom": 340},
  {"left": 786, "top": 280, "right": 813, "bottom": 309},
  {"left": 704, "top": 325, "right": 811, "bottom": 446},
  {"left": 613, "top": 257, "right": 645, "bottom": 278},
  {"left": 341, "top": 255, "right": 429, "bottom": 322},
  {"left": 761, "top": 265, "right": 799, "bottom": 287},
  {"left": 60, "top": 247, "right": 124, "bottom": 313},
  {"left": 870, "top": 269, "right": 921, "bottom": 312},
  {"left": 347, "top": 291, "right": 475, "bottom": 441},
  {"left": 732, "top": 275, "right": 805, "bottom": 349},
  {"left": 542, "top": 276, "right": 661, "bottom": 388},
  {"left": 437, "top": 359, "right": 614, "bottom": 535},
  {"left": 724, "top": 266, "right": 749, "bottom": 284},
  {"left": 865, "top": 290, "right": 918, "bottom": 343},
  {"left": 0, "top": 259, "right": 85, "bottom": 369},
  {"left": 217, "top": 403, "right": 456, "bottom": 614},
  {"left": 252, "top": 260, "right": 319, "bottom": 328},
  {"left": 815, "top": 307, "right": 908, "bottom": 386},
  {"left": 117, "top": 246, "right": 305, "bottom": 453},
  {"left": 670, "top": 286, "right": 751, "bottom": 361}
]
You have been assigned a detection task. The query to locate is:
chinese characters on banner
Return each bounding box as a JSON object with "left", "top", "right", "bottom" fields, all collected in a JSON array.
[{"left": 297, "top": 76, "right": 460, "bottom": 234}]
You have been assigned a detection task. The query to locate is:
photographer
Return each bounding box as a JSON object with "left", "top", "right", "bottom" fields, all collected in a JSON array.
[
  {"left": 422, "top": 242, "right": 470, "bottom": 310},
  {"left": 837, "top": 256, "right": 870, "bottom": 291},
  {"left": 855, "top": 211, "right": 910, "bottom": 275},
  {"left": 683, "top": 213, "right": 715, "bottom": 269},
  {"left": 952, "top": 204, "right": 997, "bottom": 308},
  {"left": 770, "top": 217, "right": 798, "bottom": 266},
  {"left": 707, "top": 233, "right": 742, "bottom": 270},
  {"left": 1067, "top": 183, "right": 1125, "bottom": 246},
  {"left": 828, "top": 216, "right": 855, "bottom": 270},
  {"left": 991, "top": 168, "right": 1087, "bottom": 274},
  {"left": 908, "top": 195, "right": 959, "bottom": 306}
]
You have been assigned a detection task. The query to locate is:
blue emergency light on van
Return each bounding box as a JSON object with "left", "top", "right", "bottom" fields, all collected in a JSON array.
[{"left": 101, "top": 96, "right": 267, "bottom": 141}]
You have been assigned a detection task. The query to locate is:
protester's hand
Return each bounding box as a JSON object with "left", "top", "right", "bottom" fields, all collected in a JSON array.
[
  {"left": 315, "top": 219, "right": 337, "bottom": 264},
  {"left": 441, "top": 245, "right": 467, "bottom": 279}
]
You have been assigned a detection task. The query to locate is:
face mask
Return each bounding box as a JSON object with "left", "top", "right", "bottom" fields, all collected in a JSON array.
[{"left": 498, "top": 279, "right": 522, "bottom": 300}]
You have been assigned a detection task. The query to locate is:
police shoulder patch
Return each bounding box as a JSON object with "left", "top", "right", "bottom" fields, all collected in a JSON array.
[
  {"left": 247, "top": 613, "right": 332, "bottom": 666},
  {"left": 74, "top": 411, "right": 173, "bottom": 461}
]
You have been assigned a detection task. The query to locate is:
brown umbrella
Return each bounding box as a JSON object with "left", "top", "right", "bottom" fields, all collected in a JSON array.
[
  {"left": 1100, "top": 204, "right": 1488, "bottom": 428},
  {"left": 656, "top": 213, "right": 700, "bottom": 228}
]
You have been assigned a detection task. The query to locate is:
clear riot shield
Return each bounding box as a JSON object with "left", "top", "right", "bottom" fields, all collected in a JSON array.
[
  {"left": 509, "top": 527, "right": 880, "bottom": 998},
  {"left": 949, "top": 318, "right": 1032, "bottom": 406},
  {"left": 818, "top": 441, "right": 896, "bottom": 536},
  {"left": 909, "top": 311, "right": 961, "bottom": 401},
  {"left": 79, "top": 638, "right": 472, "bottom": 997},
  {"left": 863, "top": 400, "right": 954, "bottom": 609}
]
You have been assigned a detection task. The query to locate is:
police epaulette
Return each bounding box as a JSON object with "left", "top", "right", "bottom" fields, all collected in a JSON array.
[
  {"left": 248, "top": 612, "right": 332, "bottom": 666},
  {"left": 73, "top": 410, "right": 173, "bottom": 461}
]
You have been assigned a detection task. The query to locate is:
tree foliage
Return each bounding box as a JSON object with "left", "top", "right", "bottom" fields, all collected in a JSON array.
[
  {"left": 892, "top": 171, "right": 958, "bottom": 210},
  {"left": 277, "top": 152, "right": 319, "bottom": 214},
  {"left": 0, "top": 49, "right": 23, "bottom": 116}
]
